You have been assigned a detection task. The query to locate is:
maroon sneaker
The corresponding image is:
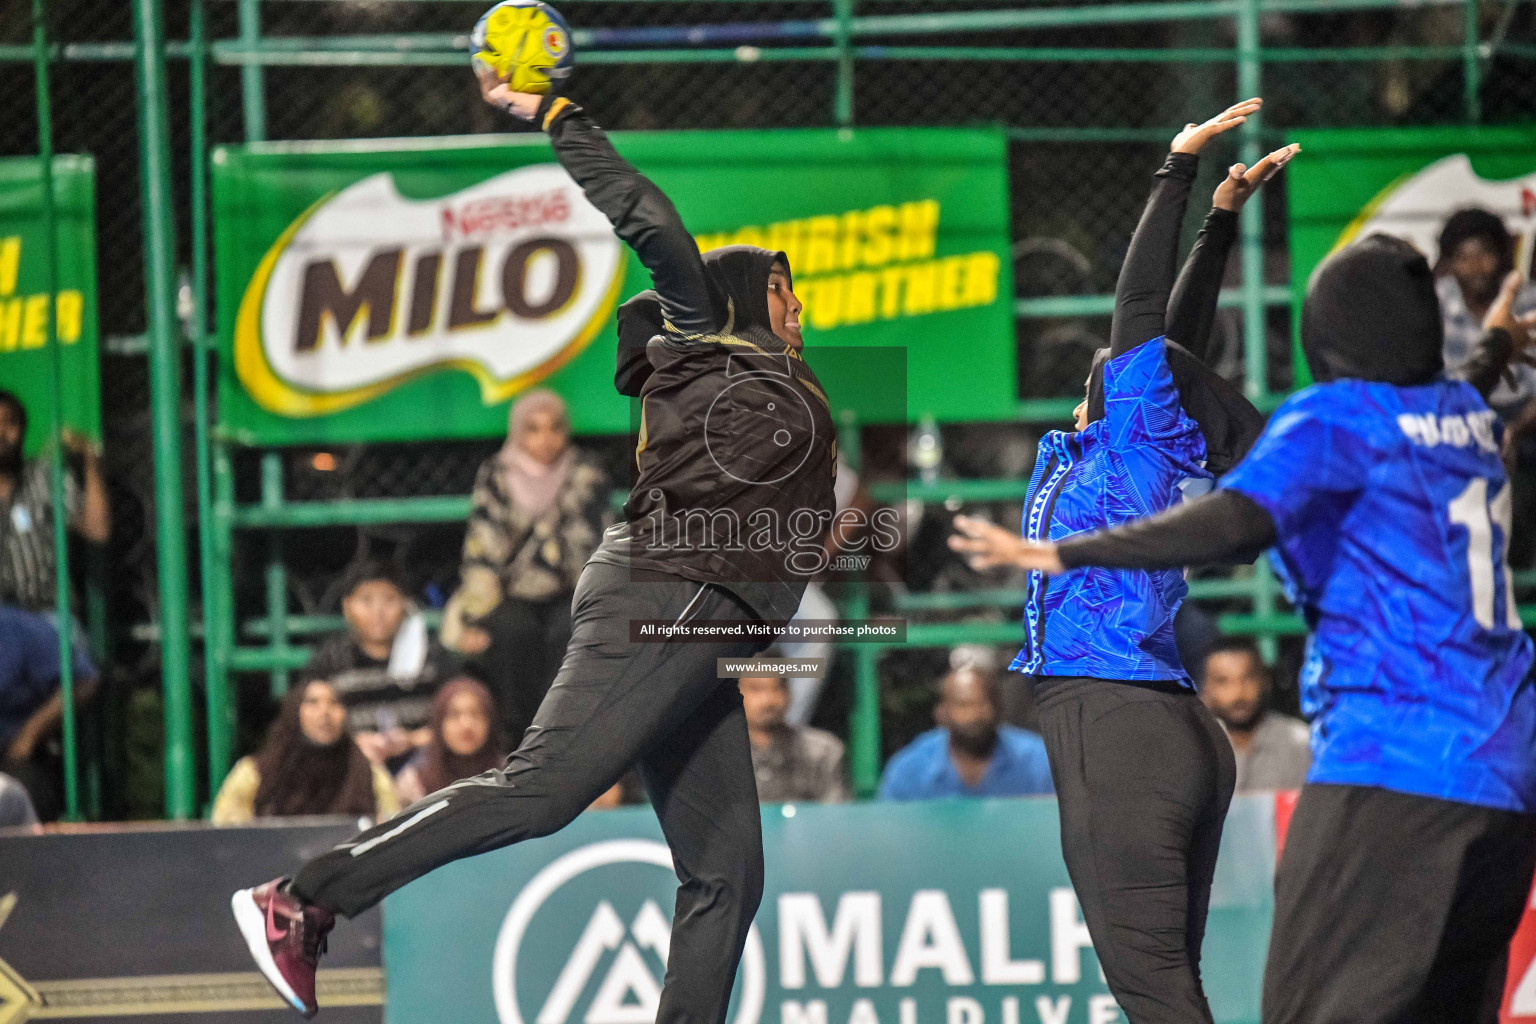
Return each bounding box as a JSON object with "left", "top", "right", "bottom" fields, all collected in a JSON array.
[{"left": 231, "top": 878, "right": 335, "bottom": 1018}]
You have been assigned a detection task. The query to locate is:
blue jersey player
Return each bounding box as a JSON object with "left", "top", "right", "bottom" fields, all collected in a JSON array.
[
  {"left": 965, "top": 240, "right": 1536, "bottom": 1024},
  {"left": 951, "top": 100, "right": 1294, "bottom": 1024}
]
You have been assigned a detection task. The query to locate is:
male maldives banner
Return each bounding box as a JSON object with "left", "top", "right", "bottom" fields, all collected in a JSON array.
[
  {"left": 384, "top": 798, "right": 1275, "bottom": 1024},
  {"left": 212, "top": 128, "right": 1013, "bottom": 445},
  {"left": 0, "top": 155, "right": 101, "bottom": 453},
  {"left": 1286, "top": 125, "right": 1536, "bottom": 385}
]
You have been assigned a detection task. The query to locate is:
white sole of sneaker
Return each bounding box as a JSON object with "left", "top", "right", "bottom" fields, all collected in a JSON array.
[{"left": 231, "top": 888, "right": 308, "bottom": 1016}]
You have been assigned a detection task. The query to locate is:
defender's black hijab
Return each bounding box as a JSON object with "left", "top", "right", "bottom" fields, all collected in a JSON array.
[
  {"left": 1083, "top": 343, "right": 1266, "bottom": 477},
  {"left": 1301, "top": 233, "right": 1444, "bottom": 386},
  {"left": 615, "top": 245, "right": 790, "bottom": 394}
]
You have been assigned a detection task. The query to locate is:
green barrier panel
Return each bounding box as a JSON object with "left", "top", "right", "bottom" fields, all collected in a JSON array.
[
  {"left": 213, "top": 128, "right": 1013, "bottom": 445},
  {"left": 0, "top": 155, "right": 100, "bottom": 452},
  {"left": 385, "top": 796, "right": 1276, "bottom": 1024}
]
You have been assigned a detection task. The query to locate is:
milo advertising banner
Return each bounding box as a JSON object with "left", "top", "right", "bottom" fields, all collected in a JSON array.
[
  {"left": 0, "top": 155, "right": 100, "bottom": 453},
  {"left": 384, "top": 798, "right": 1276, "bottom": 1024},
  {"left": 1286, "top": 125, "right": 1536, "bottom": 383},
  {"left": 212, "top": 128, "right": 1012, "bottom": 445}
]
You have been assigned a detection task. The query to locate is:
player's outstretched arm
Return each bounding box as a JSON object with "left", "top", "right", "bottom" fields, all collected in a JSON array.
[
  {"left": 948, "top": 491, "right": 1276, "bottom": 576},
  {"left": 1461, "top": 270, "right": 1536, "bottom": 400},
  {"left": 1108, "top": 99, "right": 1260, "bottom": 360},
  {"left": 479, "top": 70, "right": 718, "bottom": 338},
  {"left": 1165, "top": 143, "right": 1299, "bottom": 363}
]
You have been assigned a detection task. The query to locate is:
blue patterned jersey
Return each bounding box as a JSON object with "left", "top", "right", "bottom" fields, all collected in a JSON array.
[
  {"left": 1222, "top": 380, "right": 1536, "bottom": 812},
  {"left": 1010, "top": 339, "right": 1211, "bottom": 682}
]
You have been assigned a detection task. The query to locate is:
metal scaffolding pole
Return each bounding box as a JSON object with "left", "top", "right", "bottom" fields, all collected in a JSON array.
[
  {"left": 132, "top": 0, "right": 196, "bottom": 819},
  {"left": 189, "top": 0, "right": 232, "bottom": 795},
  {"left": 31, "top": 0, "right": 80, "bottom": 821},
  {"left": 239, "top": 0, "right": 267, "bottom": 141}
]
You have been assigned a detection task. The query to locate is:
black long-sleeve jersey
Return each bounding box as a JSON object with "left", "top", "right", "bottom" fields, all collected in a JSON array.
[
  {"left": 538, "top": 97, "right": 836, "bottom": 623},
  {"left": 1058, "top": 327, "right": 1520, "bottom": 572}
]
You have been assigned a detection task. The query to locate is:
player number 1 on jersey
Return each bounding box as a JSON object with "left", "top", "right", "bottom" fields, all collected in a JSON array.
[{"left": 1448, "top": 477, "right": 1522, "bottom": 631}]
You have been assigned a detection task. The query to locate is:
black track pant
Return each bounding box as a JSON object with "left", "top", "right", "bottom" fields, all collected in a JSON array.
[
  {"left": 1032, "top": 675, "right": 1237, "bottom": 1024},
  {"left": 292, "top": 562, "right": 767, "bottom": 1024},
  {"left": 1263, "top": 783, "right": 1536, "bottom": 1024}
]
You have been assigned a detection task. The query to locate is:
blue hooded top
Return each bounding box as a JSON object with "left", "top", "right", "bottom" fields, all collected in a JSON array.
[{"left": 1010, "top": 337, "right": 1211, "bottom": 683}]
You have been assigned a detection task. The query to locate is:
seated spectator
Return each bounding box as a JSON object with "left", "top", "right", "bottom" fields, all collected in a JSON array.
[
  {"left": 394, "top": 677, "right": 506, "bottom": 806},
  {"left": 0, "top": 604, "right": 98, "bottom": 822},
  {"left": 0, "top": 771, "right": 41, "bottom": 834},
  {"left": 0, "top": 391, "right": 107, "bottom": 822},
  {"left": 441, "top": 390, "right": 609, "bottom": 743},
  {"left": 879, "top": 665, "right": 1054, "bottom": 800},
  {"left": 1434, "top": 207, "right": 1536, "bottom": 419},
  {"left": 0, "top": 389, "right": 112, "bottom": 612},
  {"left": 739, "top": 668, "right": 849, "bottom": 803},
  {"left": 1200, "top": 637, "right": 1310, "bottom": 792},
  {"left": 212, "top": 680, "right": 398, "bottom": 824},
  {"left": 302, "top": 560, "right": 456, "bottom": 769}
]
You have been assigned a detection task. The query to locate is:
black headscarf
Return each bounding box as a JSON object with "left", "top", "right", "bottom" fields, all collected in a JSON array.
[
  {"left": 1301, "top": 233, "right": 1444, "bottom": 386},
  {"left": 1083, "top": 343, "right": 1266, "bottom": 477},
  {"left": 615, "top": 245, "right": 790, "bottom": 394}
]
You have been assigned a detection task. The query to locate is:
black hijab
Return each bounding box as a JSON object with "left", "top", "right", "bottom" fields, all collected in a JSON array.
[
  {"left": 615, "top": 245, "right": 790, "bottom": 394},
  {"left": 1083, "top": 342, "right": 1266, "bottom": 477},
  {"left": 1301, "top": 233, "right": 1444, "bottom": 386}
]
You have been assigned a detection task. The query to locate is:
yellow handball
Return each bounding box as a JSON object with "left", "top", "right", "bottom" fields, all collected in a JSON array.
[{"left": 470, "top": 0, "right": 575, "bottom": 96}]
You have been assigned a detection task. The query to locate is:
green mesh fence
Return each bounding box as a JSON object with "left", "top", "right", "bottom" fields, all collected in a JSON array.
[{"left": 0, "top": 0, "right": 1533, "bottom": 814}]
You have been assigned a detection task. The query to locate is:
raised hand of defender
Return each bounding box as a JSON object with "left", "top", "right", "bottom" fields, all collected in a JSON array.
[
  {"left": 1170, "top": 98, "right": 1262, "bottom": 156},
  {"left": 475, "top": 61, "right": 542, "bottom": 121},
  {"left": 1214, "top": 143, "right": 1301, "bottom": 212},
  {"left": 1486, "top": 271, "right": 1536, "bottom": 365},
  {"left": 949, "top": 515, "right": 1065, "bottom": 574}
]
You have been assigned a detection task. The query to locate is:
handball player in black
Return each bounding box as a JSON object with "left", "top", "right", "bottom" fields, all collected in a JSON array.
[{"left": 231, "top": 72, "right": 836, "bottom": 1020}]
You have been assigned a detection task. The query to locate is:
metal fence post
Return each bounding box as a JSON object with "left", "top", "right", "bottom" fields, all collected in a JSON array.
[
  {"left": 261, "top": 453, "right": 290, "bottom": 699},
  {"left": 240, "top": 0, "right": 267, "bottom": 142},
  {"left": 189, "top": 0, "right": 231, "bottom": 796},
  {"left": 213, "top": 440, "right": 238, "bottom": 762},
  {"left": 1463, "top": 0, "right": 1481, "bottom": 123},
  {"left": 833, "top": 0, "right": 855, "bottom": 127},
  {"left": 837, "top": 414, "right": 881, "bottom": 795},
  {"left": 31, "top": 0, "right": 80, "bottom": 822},
  {"left": 132, "top": 0, "right": 196, "bottom": 819},
  {"left": 1237, "top": 0, "right": 1266, "bottom": 401},
  {"left": 1236, "top": 0, "right": 1278, "bottom": 663}
]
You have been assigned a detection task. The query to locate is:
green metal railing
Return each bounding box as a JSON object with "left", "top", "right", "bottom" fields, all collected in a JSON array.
[
  {"left": 16, "top": 0, "right": 1530, "bottom": 810},
  {"left": 27, "top": 0, "right": 79, "bottom": 822}
]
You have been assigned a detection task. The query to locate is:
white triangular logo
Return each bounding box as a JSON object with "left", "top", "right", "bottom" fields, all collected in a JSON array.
[{"left": 537, "top": 900, "right": 672, "bottom": 1024}]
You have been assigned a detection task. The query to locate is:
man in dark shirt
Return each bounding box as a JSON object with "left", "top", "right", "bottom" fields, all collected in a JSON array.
[
  {"left": 1200, "top": 638, "right": 1310, "bottom": 792},
  {"left": 300, "top": 561, "right": 456, "bottom": 768},
  {"left": 739, "top": 668, "right": 848, "bottom": 803}
]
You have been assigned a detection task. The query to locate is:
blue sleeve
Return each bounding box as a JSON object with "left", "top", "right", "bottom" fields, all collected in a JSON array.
[
  {"left": 877, "top": 749, "right": 918, "bottom": 801},
  {"left": 1007, "top": 730, "right": 1055, "bottom": 795},
  {"left": 1220, "top": 386, "right": 1373, "bottom": 538},
  {"left": 21, "top": 618, "right": 63, "bottom": 702},
  {"left": 1103, "top": 339, "right": 1202, "bottom": 449}
]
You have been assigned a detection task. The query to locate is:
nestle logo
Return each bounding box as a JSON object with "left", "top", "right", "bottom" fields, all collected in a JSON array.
[{"left": 441, "top": 189, "right": 572, "bottom": 241}]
